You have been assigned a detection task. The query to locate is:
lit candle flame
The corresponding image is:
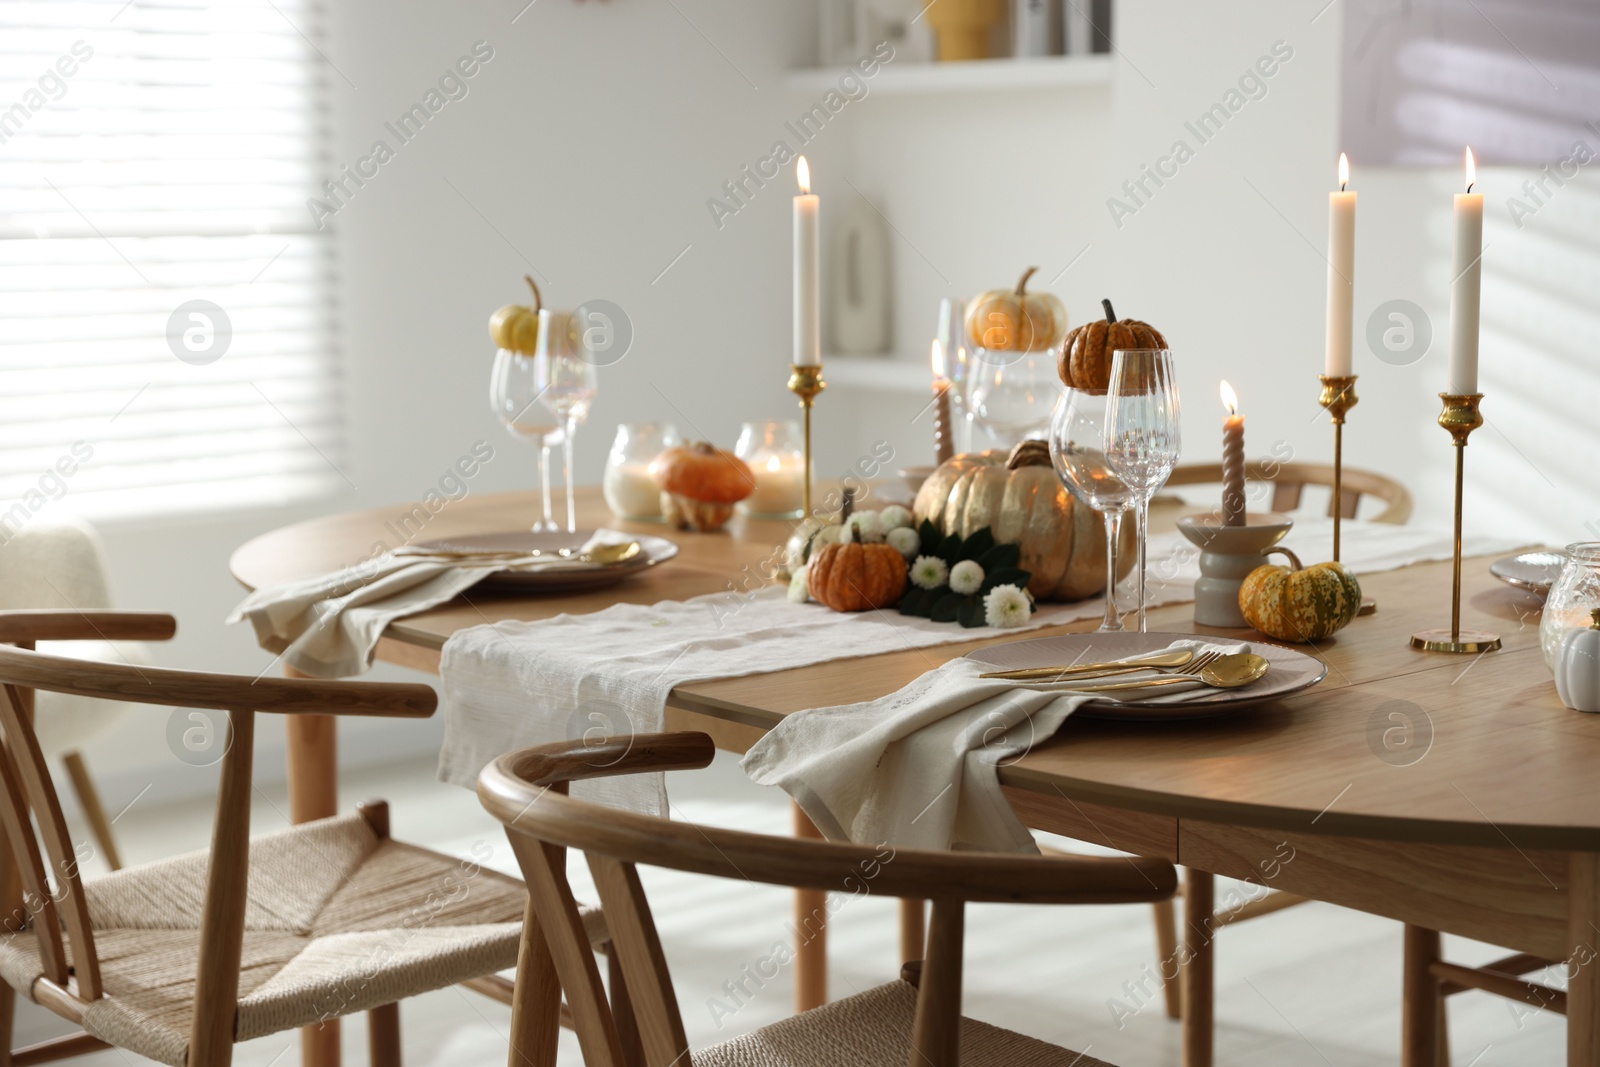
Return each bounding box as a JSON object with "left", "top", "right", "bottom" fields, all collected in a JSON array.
[
  {"left": 1464, "top": 146, "right": 1475, "bottom": 193},
  {"left": 765, "top": 455, "right": 782, "bottom": 473},
  {"left": 930, "top": 339, "right": 947, "bottom": 380},
  {"left": 1220, "top": 380, "right": 1239, "bottom": 416},
  {"left": 797, "top": 156, "right": 811, "bottom": 195},
  {"left": 1338, "top": 152, "right": 1349, "bottom": 191}
]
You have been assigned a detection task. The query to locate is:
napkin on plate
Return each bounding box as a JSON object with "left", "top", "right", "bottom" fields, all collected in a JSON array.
[
  {"left": 742, "top": 639, "right": 1250, "bottom": 855},
  {"left": 228, "top": 529, "right": 636, "bottom": 678}
]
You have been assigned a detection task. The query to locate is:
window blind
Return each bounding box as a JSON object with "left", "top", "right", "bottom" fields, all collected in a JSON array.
[{"left": 0, "top": 0, "right": 342, "bottom": 520}]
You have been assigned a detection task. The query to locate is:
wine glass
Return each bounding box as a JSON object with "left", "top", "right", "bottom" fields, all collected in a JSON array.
[
  {"left": 536, "top": 308, "right": 599, "bottom": 534},
  {"left": 966, "top": 349, "right": 1058, "bottom": 448},
  {"left": 1102, "top": 349, "right": 1181, "bottom": 633},
  {"left": 490, "top": 347, "right": 565, "bottom": 532},
  {"left": 1048, "top": 386, "right": 1134, "bottom": 631}
]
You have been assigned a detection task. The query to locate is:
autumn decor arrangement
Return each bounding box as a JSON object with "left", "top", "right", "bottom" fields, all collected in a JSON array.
[
  {"left": 1238, "top": 547, "right": 1363, "bottom": 643},
  {"left": 1058, "top": 298, "right": 1169, "bottom": 392},
  {"left": 963, "top": 267, "right": 1068, "bottom": 354},
  {"left": 651, "top": 441, "right": 754, "bottom": 532},
  {"left": 913, "top": 440, "right": 1131, "bottom": 602},
  {"left": 488, "top": 275, "right": 543, "bottom": 354},
  {"left": 899, "top": 523, "right": 1035, "bottom": 629}
]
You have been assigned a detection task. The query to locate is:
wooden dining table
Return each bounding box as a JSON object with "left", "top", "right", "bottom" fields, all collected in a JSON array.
[{"left": 231, "top": 485, "right": 1595, "bottom": 1067}]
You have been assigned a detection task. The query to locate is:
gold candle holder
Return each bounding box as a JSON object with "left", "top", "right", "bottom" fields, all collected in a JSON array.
[
  {"left": 1410, "top": 392, "right": 1501, "bottom": 654},
  {"left": 1317, "top": 375, "right": 1359, "bottom": 562},
  {"left": 787, "top": 363, "right": 826, "bottom": 516}
]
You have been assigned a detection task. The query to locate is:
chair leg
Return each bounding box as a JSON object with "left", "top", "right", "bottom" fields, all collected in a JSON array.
[
  {"left": 0, "top": 980, "right": 12, "bottom": 1067},
  {"left": 608, "top": 948, "right": 645, "bottom": 1067},
  {"left": 507, "top": 896, "right": 561, "bottom": 1067},
  {"left": 61, "top": 752, "right": 121, "bottom": 871},
  {"left": 368, "top": 1002, "right": 400, "bottom": 1067},
  {"left": 1181, "top": 871, "right": 1215, "bottom": 1067},
  {"left": 1151, "top": 897, "right": 1182, "bottom": 1019}
]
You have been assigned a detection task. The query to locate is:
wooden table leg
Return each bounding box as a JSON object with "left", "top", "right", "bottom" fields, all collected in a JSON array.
[
  {"left": 792, "top": 804, "right": 827, "bottom": 1012},
  {"left": 1181, "top": 870, "right": 1214, "bottom": 1067},
  {"left": 900, "top": 899, "right": 926, "bottom": 965},
  {"left": 285, "top": 669, "right": 341, "bottom": 1067},
  {"left": 1570, "top": 853, "right": 1600, "bottom": 1066},
  {"left": 1401, "top": 925, "right": 1441, "bottom": 1066}
]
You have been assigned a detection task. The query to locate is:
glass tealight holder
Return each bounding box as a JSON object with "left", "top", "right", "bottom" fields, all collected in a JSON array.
[
  {"left": 603, "top": 422, "right": 681, "bottom": 522},
  {"left": 735, "top": 420, "right": 806, "bottom": 519},
  {"left": 1542, "top": 543, "right": 1600, "bottom": 669}
]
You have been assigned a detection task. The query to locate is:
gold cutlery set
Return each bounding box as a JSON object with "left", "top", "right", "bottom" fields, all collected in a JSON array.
[
  {"left": 392, "top": 541, "right": 642, "bottom": 566},
  {"left": 979, "top": 649, "right": 1271, "bottom": 693}
]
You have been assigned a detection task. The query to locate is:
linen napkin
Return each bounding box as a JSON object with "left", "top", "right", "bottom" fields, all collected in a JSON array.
[
  {"left": 741, "top": 639, "right": 1249, "bottom": 854},
  {"left": 228, "top": 530, "right": 635, "bottom": 678}
]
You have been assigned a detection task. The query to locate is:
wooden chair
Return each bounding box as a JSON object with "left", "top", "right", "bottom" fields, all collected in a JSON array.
[
  {"left": 1164, "top": 460, "right": 1413, "bottom": 524},
  {"left": 0, "top": 608, "right": 570, "bottom": 1067},
  {"left": 478, "top": 730, "right": 1178, "bottom": 1067}
]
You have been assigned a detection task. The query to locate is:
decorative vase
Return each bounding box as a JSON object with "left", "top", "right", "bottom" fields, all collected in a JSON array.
[
  {"left": 1176, "top": 512, "right": 1295, "bottom": 628},
  {"left": 922, "top": 0, "right": 1003, "bottom": 61}
]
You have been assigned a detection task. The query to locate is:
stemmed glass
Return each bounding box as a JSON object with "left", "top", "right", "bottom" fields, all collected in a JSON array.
[
  {"left": 1048, "top": 387, "right": 1134, "bottom": 631},
  {"left": 1102, "top": 349, "right": 1181, "bottom": 633},
  {"left": 490, "top": 347, "right": 565, "bottom": 533},
  {"left": 966, "top": 349, "right": 1057, "bottom": 448},
  {"left": 535, "top": 308, "right": 599, "bottom": 534}
]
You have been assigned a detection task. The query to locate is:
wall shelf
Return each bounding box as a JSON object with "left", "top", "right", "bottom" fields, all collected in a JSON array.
[{"left": 786, "top": 54, "right": 1111, "bottom": 96}]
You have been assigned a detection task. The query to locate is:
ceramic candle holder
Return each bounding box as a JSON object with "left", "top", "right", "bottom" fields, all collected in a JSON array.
[{"left": 1177, "top": 512, "right": 1295, "bottom": 628}]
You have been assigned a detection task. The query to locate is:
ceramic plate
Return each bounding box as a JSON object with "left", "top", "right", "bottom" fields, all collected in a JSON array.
[
  {"left": 1489, "top": 550, "right": 1565, "bottom": 597},
  {"left": 411, "top": 530, "right": 678, "bottom": 593},
  {"left": 963, "top": 631, "right": 1328, "bottom": 721}
]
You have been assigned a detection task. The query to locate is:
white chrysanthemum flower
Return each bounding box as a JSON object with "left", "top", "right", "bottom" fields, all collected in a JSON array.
[
  {"left": 787, "top": 566, "right": 810, "bottom": 603},
  {"left": 949, "top": 559, "right": 985, "bottom": 595},
  {"left": 984, "top": 583, "right": 1031, "bottom": 628},
  {"left": 843, "top": 510, "right": 882, "bottom": 543},
  {"left": 886, "top": 526, "right": 921, "bottom": 558},
  {"left": 910, "top": 555, "right": 948, "bottom": 590},
  {"left": 878, "top": 504, "right": 913, "bottom": 531}
]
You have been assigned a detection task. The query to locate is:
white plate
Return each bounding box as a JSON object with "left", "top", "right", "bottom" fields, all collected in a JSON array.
[
  {"left": 963, "top": 631, "right": 1328, "bottom": 721},
  {"left": 411, "top": 530, "right": 679, "bottom": 593}
]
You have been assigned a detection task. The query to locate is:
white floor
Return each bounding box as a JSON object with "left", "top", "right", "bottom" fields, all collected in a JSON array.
[{"left": 25, "top": 751, "right": 1567, "bottom": 1066}]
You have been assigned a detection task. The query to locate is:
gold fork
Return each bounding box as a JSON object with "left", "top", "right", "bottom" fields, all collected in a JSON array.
[{"left": 999, "top": 650, "right": 1224, "bottom": 685}]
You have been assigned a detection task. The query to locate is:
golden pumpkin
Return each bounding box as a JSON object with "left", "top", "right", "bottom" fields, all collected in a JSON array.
[
  {"left": 488, "top": 275, "right": 544, "bottom": 354},
  {"left": 963, "top": 267, "right": 1068, "bottom": 353},
  {"left": 1058, "top": 298, "right": 1168, "bottom": 392},
  {"left": 1238, "top": 548, "right": 1362, "bottom": 643},
  {"left": 651, "top": 442, "right": 754, "bottom": 532},
  {"left": 912, "top": 440, "right": 1134, "bottom": 601},
  {"left": 807, "top": 542, "right": 907, "bottom": 612}
]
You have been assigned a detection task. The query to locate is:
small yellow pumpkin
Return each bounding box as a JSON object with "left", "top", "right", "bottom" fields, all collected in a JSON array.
[
  {"left": 488, "top": 275, "right": 543, "bottom": 354},
  {"left": 1238, "top": 548, "right": 1362, "bottom": 643},
  {"left": 963, "top": 267, "right": 1068, "bottom": 353}
]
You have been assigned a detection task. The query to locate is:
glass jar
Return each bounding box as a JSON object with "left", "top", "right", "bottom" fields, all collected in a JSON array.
[
  {"left": 735, "top": 420, "right": 806, "bottom": 519},
  {"left": 1541, "top": 544, "right": 1598, "bottom": 668},
  {"left": 602, "top": 422, "right": 680, "bottom": 521}
]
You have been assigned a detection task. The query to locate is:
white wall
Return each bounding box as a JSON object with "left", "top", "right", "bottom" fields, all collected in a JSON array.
[{"left": 75, "top": 1, "right": 1600, "bottom": 808}]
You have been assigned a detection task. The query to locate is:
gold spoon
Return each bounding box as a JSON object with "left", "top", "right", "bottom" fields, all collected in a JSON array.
[
  {"left": 1038, "top": 653, "right": 1269, "bottom": 694},
  {"left": 979, "top": 648, "right": 1195, "bottom": 681}
]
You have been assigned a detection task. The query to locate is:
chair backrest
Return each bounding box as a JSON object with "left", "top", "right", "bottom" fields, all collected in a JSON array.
[
  {"left": 479, "top": 732, "right": 1175, "bottom": 1067},
  {"left": 1165, "top": 460, "right": 1412, "bottom": 524},
  {"left": 0, "top": 610, "right": 436, "bottom": 1065},
  {"left": 0, "top": 517, "right": 113, "bottom": 612}
]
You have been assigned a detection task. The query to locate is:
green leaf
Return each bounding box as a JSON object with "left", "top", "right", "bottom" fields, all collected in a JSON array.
[
  {"left": 958, "top": 598, "right": 987, "bottom": 627},
  {"left": 918, "top": 519, "right": 942, "bottom": 557},
  {"left": 898, "top": 587, "right": 937, "bottom": 617},
  {"left": 930, "top": 593, "right": 968, "bottom": 623},
  {"left": 980, "top": 568, "right": 1033, "bottom": 595},
  {"left": 976, "top": 543, "right": 1021, "bottom": 572},
  {"left": 958, "top": 527, "right": 996, "bottom": 562},
  {"left": 936, "top": 532, "right": 963, "bottom": 562}
]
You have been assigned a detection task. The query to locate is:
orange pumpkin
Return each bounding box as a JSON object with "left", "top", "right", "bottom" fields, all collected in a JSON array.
[
  {"left": 651, "top": 441, "right": 754, "bottom": 532},
  {"left": 1058, "top": 298, "right": 1168, "bottom": 391},
  {"left": 807, "top": 542, "right": 907, "bottom": 612},
  {"left": 488, "top": 275, "right": 543, "bottom": 354}
]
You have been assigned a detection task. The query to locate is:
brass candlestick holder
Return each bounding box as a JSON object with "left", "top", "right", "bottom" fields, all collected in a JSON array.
[
  {"left": 1317, "top": 375, "right": 1358, "bottom": 561},
  {"left": 787, "top": 363, "right": 826, "bottom": 516},
  {"left": 1410, "top": 392, "right": 1501, "bottom": 654}
]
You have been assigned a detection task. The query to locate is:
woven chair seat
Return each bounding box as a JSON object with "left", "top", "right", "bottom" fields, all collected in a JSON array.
[
  {"left": 696, "top": 980, "right": 1117, "bottom": 1067},
  {"left": 0, "top": 812, "right": 601, "bottom": 1066}
]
